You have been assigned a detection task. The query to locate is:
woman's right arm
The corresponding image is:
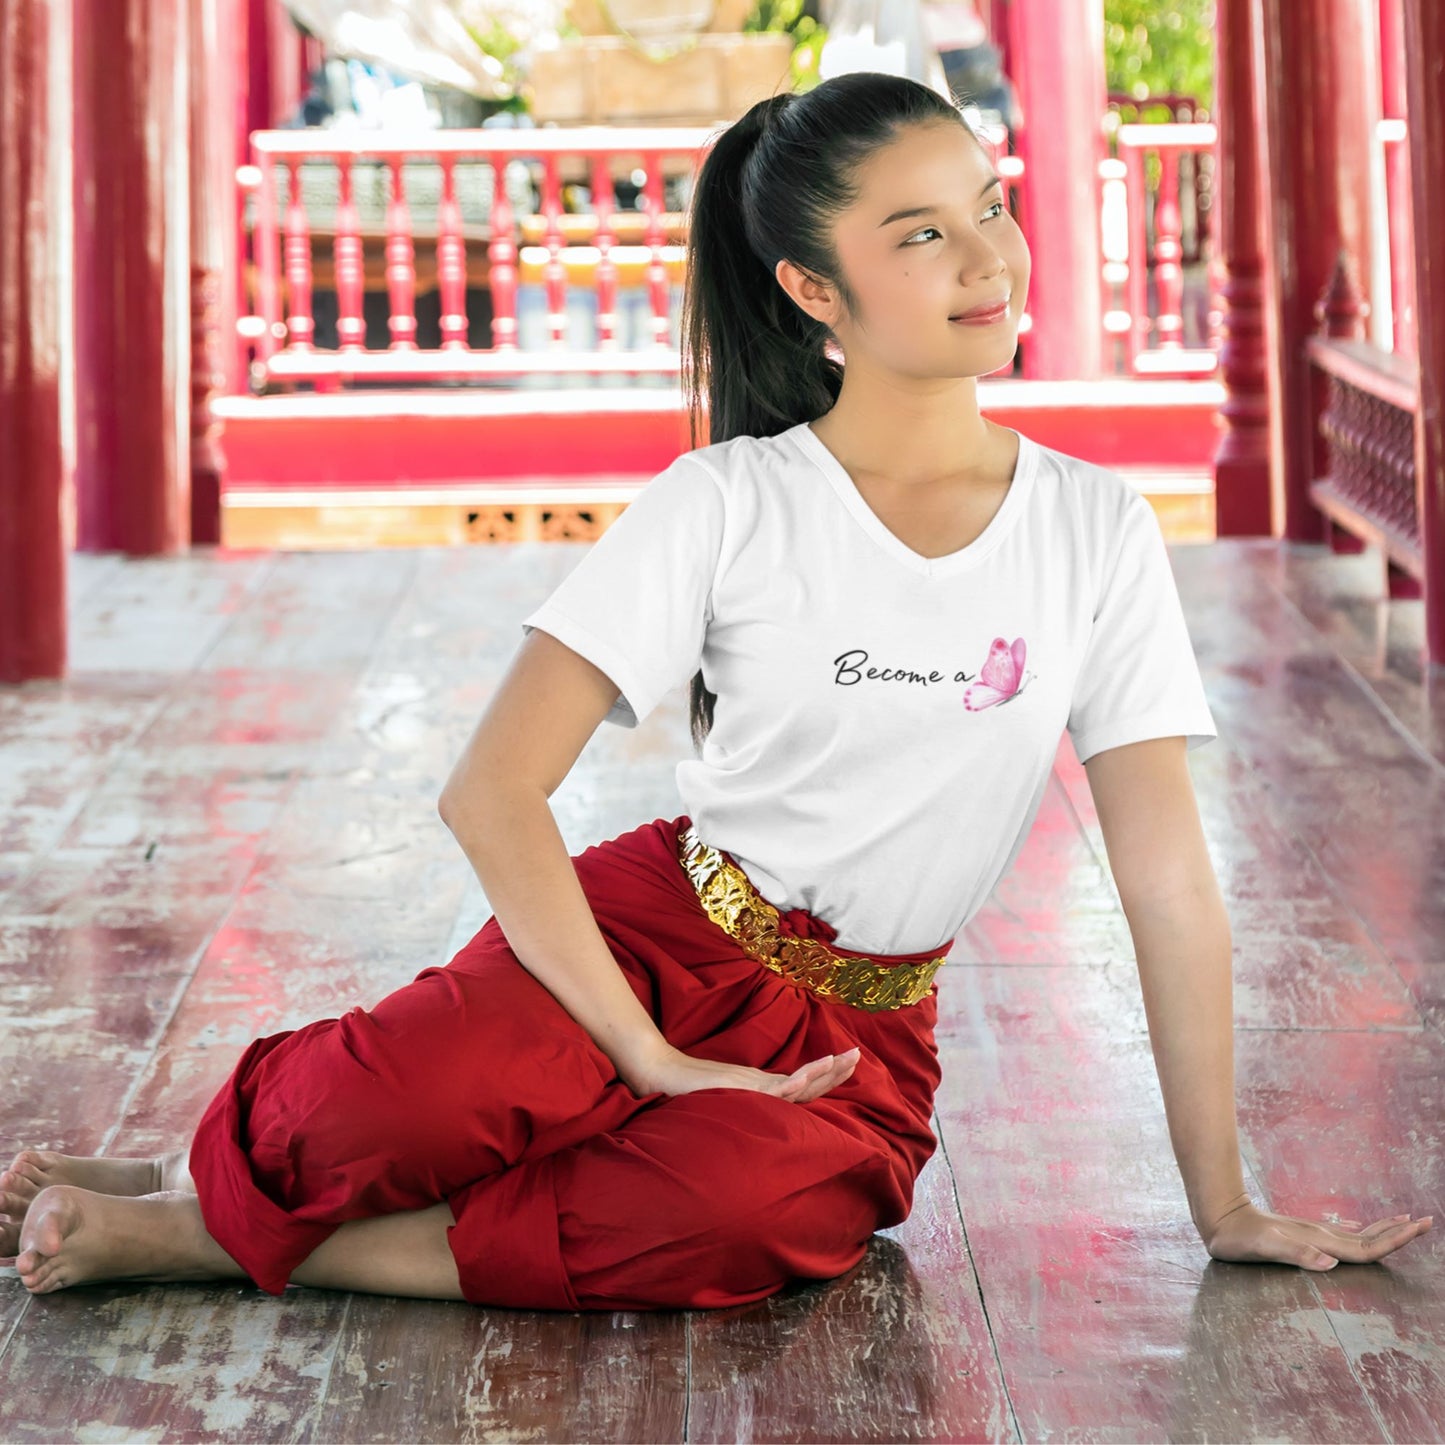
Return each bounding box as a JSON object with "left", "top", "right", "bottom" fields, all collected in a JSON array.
[{"left": 438, "top": 629, "right": 859, "bottom": 1103}]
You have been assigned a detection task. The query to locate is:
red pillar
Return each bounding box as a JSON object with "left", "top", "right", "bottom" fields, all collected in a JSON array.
[
  {"left": 0, "top": 0, "right": 71, "bottom": 681},
  {"left": 247, "top": 0, "right": 305, "bottom": 133},
  {"left": 232, "top": 0, "right": 253, "bottom": 392},
  {"left": 1400, "top": 0, "right": 1445, "bottom": 665},
  {"left": 191, "top": 0, "right": 239, "bottom": 545},
  {"left": 73, "top": 0, "right": 191, "bottom": 554},
  {"left": 1212, "top": 0, "right": 1273, "bottom": 537},
  {"left": 1004, "top": 0, "right": 1106, "bottom": 379},
  {"left": 1377, "top": 0, "right": 1416, "bottom": 361},
  {"left": 1255, "top": 0, "right": 1377, "bottom": 540}
]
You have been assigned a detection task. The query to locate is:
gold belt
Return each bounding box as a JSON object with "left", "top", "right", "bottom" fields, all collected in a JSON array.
[{"left": 675, "top": 823, "right": 946, "bottom": 1012}]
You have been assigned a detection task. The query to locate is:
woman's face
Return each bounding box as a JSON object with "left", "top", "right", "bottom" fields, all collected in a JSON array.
[{"left": 788, "top": 119, "right": 1030, "bottom": 381}]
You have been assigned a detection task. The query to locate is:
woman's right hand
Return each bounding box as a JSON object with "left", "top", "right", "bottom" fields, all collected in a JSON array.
[{"left": 621, "top": 1042, "right": 862, "bottom": 1102}]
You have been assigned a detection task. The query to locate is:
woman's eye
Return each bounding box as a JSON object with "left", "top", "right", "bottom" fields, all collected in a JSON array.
[{"left": 903, "top": 203, "right": 1006, "bottom": 246}]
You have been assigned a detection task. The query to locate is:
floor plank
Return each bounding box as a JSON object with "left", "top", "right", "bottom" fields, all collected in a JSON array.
[
  {"left": 931, "top": 1026, "right": 1389, "bottom": 1441},
  {"left": 1234, "top": 1025, "right": 1445, "bottom": 1442},
  {"left": 0, "top": 1283, "right": 350, "bottom": 1442},
  {"left": 0, "top": 922, "right": 211, "bottom": 1160},
  {"left": 311, "top": 1296, "right": 689, "bottom": 1443},
  {"left": 1170, "top": 542, "right": 1445, "bottom": 963}
]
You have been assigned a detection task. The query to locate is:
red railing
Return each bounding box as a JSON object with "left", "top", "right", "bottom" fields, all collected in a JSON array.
[
  {"left": 236, "top": 120, "right": 1223, "bottom": 391},
  {"left": 1105, "top": 121, "right": 1220, "bottom": 377},
  {"left": 239, "top": 126, "right": 714, "bottom": 387}
]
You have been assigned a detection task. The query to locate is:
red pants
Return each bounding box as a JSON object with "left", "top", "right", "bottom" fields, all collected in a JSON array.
[{"left": 187, "top": 813, "right": 946, "bottom": 1311}]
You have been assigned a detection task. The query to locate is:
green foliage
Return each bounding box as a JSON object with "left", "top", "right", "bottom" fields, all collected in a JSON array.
[
  {"left": 467, "top": 15, "right": 526, "bottom": 63},
  {"left": 744, "top": 0, "right": 827, "bottom": 91},
  {"left": 460, "top": 17, "right": 535, "bottom": 108},
  {"left": 1104, "top": 0, "right": 1215, "bottom": 116},
  {"left": 743, "top": 0, "right": 812, "bottom": 32}
]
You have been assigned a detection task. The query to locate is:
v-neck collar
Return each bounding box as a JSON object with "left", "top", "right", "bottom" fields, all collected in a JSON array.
[{"left": 785, "top": 420, "right": 1038, "bottom": 579}]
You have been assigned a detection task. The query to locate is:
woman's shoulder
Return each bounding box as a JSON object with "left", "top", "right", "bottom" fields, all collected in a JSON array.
[
  {"left": 683, "top": 426, "right": 801, "bottom": 478},
  {"left": 1021, "top": 432, "right": 1142, "bottom": 519},
  {"left": 667, "top": 428, "right": 814, "bottom": 518}
]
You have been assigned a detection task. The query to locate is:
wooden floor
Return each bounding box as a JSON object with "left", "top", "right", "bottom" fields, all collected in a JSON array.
[{"left": 0, "top": 533, "right": 1442, "bottom": 1442}]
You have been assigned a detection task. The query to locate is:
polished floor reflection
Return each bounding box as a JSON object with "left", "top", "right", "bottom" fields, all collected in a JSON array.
[{"left": 0, "top": 534, "right": 1441, "bottom": 1442}]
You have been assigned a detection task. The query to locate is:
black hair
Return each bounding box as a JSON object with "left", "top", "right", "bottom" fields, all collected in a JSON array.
[{"left": 678, "top": 71, "right": 979, "bottom": 749}]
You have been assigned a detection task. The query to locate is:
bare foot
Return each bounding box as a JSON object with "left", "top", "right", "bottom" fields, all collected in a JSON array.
[
  {"left": 2, "top": 1149, "right": 197, "bottom": 1264},
  {"left": 0, "top": 1147, "right": 193, "bottom": 1231},
  {"left": 14, "top": 1186, "right": 245, "bottom": 1294}
]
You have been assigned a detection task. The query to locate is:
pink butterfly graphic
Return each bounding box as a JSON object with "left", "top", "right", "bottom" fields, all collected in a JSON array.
[{"left": 963, "top": 636, "right": 1030, "bottom": 710}]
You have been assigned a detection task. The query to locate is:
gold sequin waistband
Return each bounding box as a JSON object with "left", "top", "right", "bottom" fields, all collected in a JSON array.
[{"left": 675, "top": 823, "right": 946, "bottom": 1012}]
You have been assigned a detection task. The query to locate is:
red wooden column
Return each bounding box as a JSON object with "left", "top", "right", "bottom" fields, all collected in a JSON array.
[
  {"left": 1377, "top": 0, "right": 1416, "bottom": 361},
  {"left": 0, "top": 0, "right": 71, "bottom": 681},
  {"left": 73, "top": 0, "right": 191, "bottom": 554},
  {"left": 1255, "top": 0, "right": 1377, "bottom": 540},
  {"left": 230, "top": 0, "right": 253, "bottom": 392},
  {"left": 1004, "top": 0, "right": 1106, "bottom": 379},
  {"left": 1211, "top": 0, "right": 1273, "bottom": 537},
  {"left": 191, "top": 0, "right": 240, "bottom": 545},
  {"left": 1401, "top": 0, "right": 1445, "bottom": 664},
  {"left": 247, "top": 0, "right": 305, "bottom": 133}
]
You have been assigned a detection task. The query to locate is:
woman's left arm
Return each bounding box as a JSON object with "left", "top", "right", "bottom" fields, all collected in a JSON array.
[{"left": 1084, "top": 735, "right": 1432, "bottom": 1270}]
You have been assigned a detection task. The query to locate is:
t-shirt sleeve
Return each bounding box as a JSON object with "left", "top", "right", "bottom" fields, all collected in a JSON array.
[
  {"left": 1066, "top": 488, "right": 1219, "bottom": 764},
  {"left": 519, "top": 452, "right": 725, "bottom": 729}
]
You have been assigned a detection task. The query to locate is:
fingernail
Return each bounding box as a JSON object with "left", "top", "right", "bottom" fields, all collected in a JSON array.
[{"left": 1315, "top": 1255, "right": 1337, "bottom": 1268}]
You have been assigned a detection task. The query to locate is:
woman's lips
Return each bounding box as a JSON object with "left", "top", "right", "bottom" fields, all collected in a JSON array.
[{"left": 950, "top": 299, "right": 1009, "bottom": 325}]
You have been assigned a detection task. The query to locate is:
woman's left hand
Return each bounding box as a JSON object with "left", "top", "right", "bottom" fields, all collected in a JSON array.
[{"left": 1202, "top": 1200, "right": 1433, "bottom": 1269}]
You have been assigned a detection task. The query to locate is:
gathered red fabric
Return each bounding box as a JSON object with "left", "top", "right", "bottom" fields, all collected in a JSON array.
[
  {"left": 186, "top": 813, "right": 949, "bottom": 1311},
  {"left": 773, "top": 901, "right": 840, "bottom": 943}
]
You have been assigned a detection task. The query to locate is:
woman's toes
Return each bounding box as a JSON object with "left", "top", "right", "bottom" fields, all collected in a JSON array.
[
  {"left": 21, "top": 1190, "right": 72, "bottom": 1261},
  {"left": 0, "top": 1167, "right": 41, "bottom": 1205},
  {"left": 14, "top": 1193, "right": 76, "bottom": 1291},
  {"left": 6, "top": 1150, "right": 56, "bottom": 1182},
  {"left": 19, "top": 1259, "right": 59, "bottom": 1293},
  {"left": 0, "top": 1187, "right": 34, "bottom": 1218}
]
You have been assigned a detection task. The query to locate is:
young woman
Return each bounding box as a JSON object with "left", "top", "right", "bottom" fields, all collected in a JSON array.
[{"left": 3, "top": 72, "right": 1430, "bottom": 1301}]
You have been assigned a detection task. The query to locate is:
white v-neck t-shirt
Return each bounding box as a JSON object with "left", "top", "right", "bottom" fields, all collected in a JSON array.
[{"left": 520, "top": 421, "right": 1218, "bottom": 955}]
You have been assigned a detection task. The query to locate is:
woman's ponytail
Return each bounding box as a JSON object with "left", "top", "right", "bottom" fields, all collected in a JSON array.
[{"left": 679, "top": 91, "right": 843, "bottom": 453}]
